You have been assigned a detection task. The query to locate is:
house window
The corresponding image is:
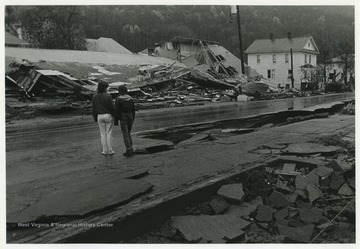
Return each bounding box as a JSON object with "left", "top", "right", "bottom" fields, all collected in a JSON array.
[
  {"left": 268, "top": 69, "right": 275, "bottom": 79},
  {"left": 288, "top": 69, "right": 292, "bottom": 78},
  {"left": 309, "top": 55, "right": 312, "bottom": 64},
  {"left": 305, "top": 54, "right": 307, "bottom": 64},
  {"left": 257, "top": 55, "right": 260, "bottom": 64},
  {"left": 273, "top": 54, "right": 276, "bottom": 63},
  {"left": 308, "top": 42, "right": 311, "bottom": 47},
  {"left": 285, "top": 54, "right": 289, "bottom": 63}
]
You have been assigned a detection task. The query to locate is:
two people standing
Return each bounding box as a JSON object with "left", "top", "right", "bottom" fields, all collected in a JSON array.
[{"left": 92, "top": 81, "right": 135, "bottom": 156}]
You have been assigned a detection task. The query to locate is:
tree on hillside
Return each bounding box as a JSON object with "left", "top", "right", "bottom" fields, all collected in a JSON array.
[
  {"left": 336, "top": 34, "right": 355, "bottom": 85},
  {"left": 13, "top": 6, "right": 87, "bottom": 50},
  {"left": 313, "top": 15, "right": 335, "bottom": 84}
]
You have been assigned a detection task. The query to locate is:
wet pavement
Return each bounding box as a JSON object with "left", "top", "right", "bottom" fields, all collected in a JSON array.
[{"left": 6, "top": 100, "right": 355, "bottom": 243}]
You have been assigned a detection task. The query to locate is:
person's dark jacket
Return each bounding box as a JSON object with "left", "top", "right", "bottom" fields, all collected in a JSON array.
[
  {"left": 92, "top": 93, "right": 115, "bottom": 121},
  {"left": 114, "top": 94, "right": 135, "bottom": 125}
]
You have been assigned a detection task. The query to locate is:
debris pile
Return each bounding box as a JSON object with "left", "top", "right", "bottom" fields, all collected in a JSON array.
[
  {"left": 171, "top": 156, "right": 354, "bottom": 243},
  {"left": 342, "top": 100, "right": 355, "bottom": 115},
  {"left": 133, "top": 139, "right": 355, "bottom": 243}
]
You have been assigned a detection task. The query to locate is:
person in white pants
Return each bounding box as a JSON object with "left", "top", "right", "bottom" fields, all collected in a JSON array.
[
  {"left": 92, "top": 81, "right": 115, "bottom": 155},
  {"left": 97, "top": 114, "right": 114, "bottom": 155}
]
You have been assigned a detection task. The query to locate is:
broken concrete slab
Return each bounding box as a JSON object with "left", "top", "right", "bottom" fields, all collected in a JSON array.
[
  {"left": 306, "top": 184, "right": 323, "bottom": 203},
  {"left": 337, "top": 183, "right": 354, "bottom": 196},
  {"left": 274, "top": 163, "right": 301, "bottom": 176},
  {"left": 278, "top": 224, "right": 314, "bottom": 243},
  {"left": 276, "top": 179, "right": 292, "bottom": 193},
  {"left": 221, "top": 128, "right": 254, "bottom": 134},
  {"left": 329, "top": 175, "right": 345, "bottom": 191},
  {"left": 295, "top": 176, "right": 308, "bottom": 189},
  {"left": 348, "top": 177, "right": 355, "bottom": 189},
  {"left": 255, "top": 205, "right": 274, "bottom": 222},
  {"left": 178, "top": 133, "right": 210, "bottom": 146},
  {"left": 295, "top": 174, "right": 318, "bottom": 190},
  {"left": 209, "top": 196, "right": 230, "bottom": 214},
  {"left": 225, "top": 196, "right": 263, "bottom": 218},
  {"left": 276, "top": 218, "right": 290, "bottom": 226},
  {"left": 269, "top": 155, "right": 327, "bottom": 168},
  {"left": 296, "top": 200, "right": 312, "bottom": 209},
  {"left": 101, "top": 169, "right": 149, "bottom": 179},
  {"left": 223, "top": 229, "right": 246, "bottom": 243},
  {"left": 299, "top": 208, "right": 323, "bottom": 224},
  {"left": 306, "top": 171, "right": 320, "bottom": 186},
  {"left": 268, "top": 191, "right": 290, "bottom": 209},
  {"left": 286, "top": 192, "right": 299, "bottom": 203},
  {"left": 263, "top": 143, "right": 288, "bottom": 149},
  {"left": 295, "top": 189, "right": 308, "bottom": 200},
  {"left": 288, "top": 219, "right": 306, "bottom": 228},
  {"left": 159, "top": 224, "right": 177, "bottom": 238},
  {"left": 8, "top": 178, "right": 154, "bottom": 223},
  {"left": 316, "top": 222, "right": 335, "bottom": 232},
  {"left": 258, "top": 223, "right": 269, "bottom": 229},
  {"left": 250, "top": 148, "right": 272, "bottom": 155},
  {"left": 274, "top": 207, "right": 289, "bottom": 220},
  {"left": 319, "top": 176, "right": 330, "bottom": 187},
  {"left": 326, "top": 160, "right": 347, "bottom": 173},
  {"left": 170, "top": 215, "right": 250, "bottom": 243},
  {"left": 217, "top": 183, "right": 245, "bottom": 204},
  {"left": 283, "top": 163, "right": 296, "bottom": 172},
  {"left": 312, "top": 166, "right": 333, "bottom": 178},
  {"left": 135, "top": 140, "right": 174, "bottom": 154},
  {"left": 281, "top": 143, "right": 341, "bottom": 155},
  {"left": 288, "top": 207, "right": 299, "bottom": 218}
]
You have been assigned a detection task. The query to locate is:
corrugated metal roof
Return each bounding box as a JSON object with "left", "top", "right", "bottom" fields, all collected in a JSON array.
[
  {"left": 245, "top": 36, "right": 319, "bottom": 54},
  {"left": 86, "top": 37, "right": 132, "bottom": 54},
  {"left": 5, "top": 32, "right": 29, "bottom": 46}
]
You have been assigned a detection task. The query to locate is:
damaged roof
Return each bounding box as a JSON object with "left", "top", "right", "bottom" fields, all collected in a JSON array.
[
  {"left": 245, "top": 36, "right": 319, "bottom": 54},
  {"left": 171, "top": 36, "right": 220, "bottom": 46},
  {"left": 5, "top": 47, "right": 186, "bottom": 67},
  {"left": 207, "top": 45, "right": 243, "bottom": 73},
  {"left": 5, "top": 32, "right": 30, "bottom": 47},
  {"left": 86, "top": 37, "right": 132, "bottom": 54}
]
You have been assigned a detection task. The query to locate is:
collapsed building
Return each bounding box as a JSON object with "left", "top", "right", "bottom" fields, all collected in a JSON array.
[{"left": 5, "top": 35, "right": 292, "bottom": 121}]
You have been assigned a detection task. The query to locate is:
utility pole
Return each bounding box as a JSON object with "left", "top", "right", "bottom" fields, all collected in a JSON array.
[
  {"left": 290, "top": 48, "right": 294, "bottom": 88},
  {"left": 236, "top": 6, "right": 245, "bottom": 75}
]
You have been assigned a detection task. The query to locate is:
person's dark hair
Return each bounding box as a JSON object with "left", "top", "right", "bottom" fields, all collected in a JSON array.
[
  {"left": 97, "top": 81, "right": 109, "bottom": 93},
  {"left": 118, "top": 85, "right": 128, "bottom": 95}
]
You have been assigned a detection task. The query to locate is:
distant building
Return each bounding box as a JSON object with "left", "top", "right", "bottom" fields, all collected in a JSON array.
[
  {"left": 86, "top": 37, "right": 132, "bottom": 54},
  {"left": 325, "top": 55, "right": 355, "bottom": 84},
  {"left": 5, "top": 31, "right": 29, "bottom": 48},
  {"left": 245, "top": 33, "right": 320, "bottom": 90}
]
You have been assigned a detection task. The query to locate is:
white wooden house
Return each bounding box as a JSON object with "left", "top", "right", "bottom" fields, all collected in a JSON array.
[{"left": 245, "top": 34, "right": 320, "bottom": 90}]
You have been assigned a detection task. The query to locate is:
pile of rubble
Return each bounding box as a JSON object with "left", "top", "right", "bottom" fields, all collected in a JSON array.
[{"left": 133, "top": 141, "right": 355, "bottom": 243}]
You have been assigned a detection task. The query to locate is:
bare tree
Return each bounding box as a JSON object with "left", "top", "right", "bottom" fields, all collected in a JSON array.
[{"left": 336, "top": 35, "right": 355, "bottom": 85}]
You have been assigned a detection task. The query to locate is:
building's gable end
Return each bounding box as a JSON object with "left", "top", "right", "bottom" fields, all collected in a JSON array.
[{"left": 302, "top": 38, "right": 316, "bottom": 52}]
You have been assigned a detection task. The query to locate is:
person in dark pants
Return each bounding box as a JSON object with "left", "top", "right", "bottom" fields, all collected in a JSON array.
[
  {"left": 92, "top": 81, "right": 115, "bottom": 155},
  {"left": 114, "top": 85, "right": 136, "bottom": 157}
]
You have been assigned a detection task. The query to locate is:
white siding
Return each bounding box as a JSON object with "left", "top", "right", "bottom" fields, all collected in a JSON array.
[
  {"left": 302, "top": 38, "right": 317, "bottom": 52},
  {"left": 248, "top": 51, "right": 318, "bottom": 89}
]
